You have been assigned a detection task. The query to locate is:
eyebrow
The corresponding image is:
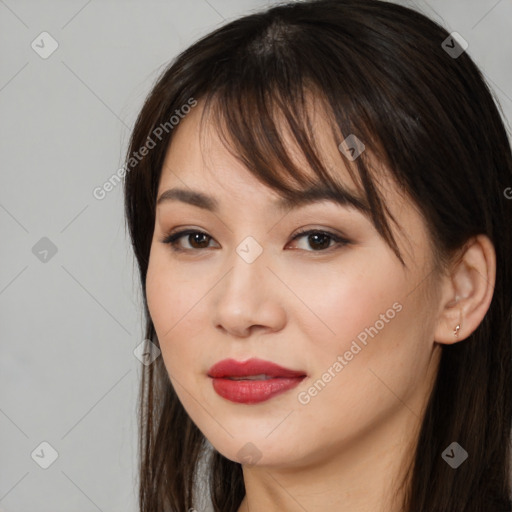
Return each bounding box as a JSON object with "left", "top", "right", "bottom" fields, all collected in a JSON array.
[{"left": 156, "top": 186, "right": 372, "bottom": 218}]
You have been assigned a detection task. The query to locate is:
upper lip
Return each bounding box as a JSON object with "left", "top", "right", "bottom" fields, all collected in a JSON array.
[{"left": 208, "top": 358, "right": 307, "bottom": 378}]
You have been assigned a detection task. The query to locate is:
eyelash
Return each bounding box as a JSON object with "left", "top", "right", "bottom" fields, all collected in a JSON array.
[{"left": 159, "top": 228, "right": 351, "bottom": 254}]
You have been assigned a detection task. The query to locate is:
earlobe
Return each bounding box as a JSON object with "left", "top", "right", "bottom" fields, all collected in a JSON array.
[{"left": 433, "top": 235, "right": 496, "bottom": 345}]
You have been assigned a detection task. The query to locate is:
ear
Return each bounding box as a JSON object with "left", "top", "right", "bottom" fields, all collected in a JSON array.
[{"left": 434, "top": 234, "right": 496, "bottom": 344}]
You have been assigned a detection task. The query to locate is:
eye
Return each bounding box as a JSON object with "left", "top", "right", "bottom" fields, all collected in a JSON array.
[
  {"left": 160, "top": 229, "right": 216, "bottom": 252},
  {"left": 288, "top": 228, "right": 350, "bottom": 252},
  {"left": 159, "top": 228, "right": 350, "bottom": 253}
]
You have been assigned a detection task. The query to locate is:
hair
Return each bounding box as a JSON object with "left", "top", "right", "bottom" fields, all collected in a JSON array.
[{"left": 123, "top": 0, "right": 512, "bottom": 510}]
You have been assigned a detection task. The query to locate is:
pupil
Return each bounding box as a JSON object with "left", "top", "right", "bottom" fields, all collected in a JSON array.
[
  {"left": 191, "top": 233, "right": 209, "bottom": 248},
  {"left": 310, "top": 234, "right": 330, "bottom": 250}
]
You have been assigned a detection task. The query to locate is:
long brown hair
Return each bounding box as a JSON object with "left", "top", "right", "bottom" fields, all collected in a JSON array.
[{"left": 123, "top": 0, "right": 512, "bottom": 510}]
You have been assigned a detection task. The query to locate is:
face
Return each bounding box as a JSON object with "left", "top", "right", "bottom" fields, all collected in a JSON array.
[{"left": 145, "top": 99, "right": 443, "bottom": 469}]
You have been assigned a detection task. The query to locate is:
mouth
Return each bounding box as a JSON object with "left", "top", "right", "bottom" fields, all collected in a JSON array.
[
  {"left": 207, "top": 358, "right": 307, "bottom": 404},
  {"left": 224, "top": 374, "right": 276, "bottom": 381},
  {"left": 208, "top": 357, "right": 307, "bottom": 379}
]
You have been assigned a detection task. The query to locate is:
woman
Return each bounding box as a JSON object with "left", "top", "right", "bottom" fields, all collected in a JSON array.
[{"left": 123, "top": 0, "right": 512, "bottom": 510}]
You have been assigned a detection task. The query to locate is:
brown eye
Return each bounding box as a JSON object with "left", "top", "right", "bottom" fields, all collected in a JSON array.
[
  {"left": 186, "top": 232, "right": 211, "bottom": 249},
  {"left": 160, "top": 229, "right": 216, "bottom": 252},
  {"left": 289, "top": 229, "right": 350, "bottom": 252}
]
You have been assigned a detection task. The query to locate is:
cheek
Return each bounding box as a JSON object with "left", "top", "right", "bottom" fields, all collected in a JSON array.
[
  {"left": 288, "top": 255, "right": 406, "bottom": 358},
  {"left": 145, "top": 252, "right": 209, "bottom": 373},
  {"left": 295, "top": 288, "right": 430, "bottom": 426},
  {"left": 146, "top": 249, "right": 195, "bottom": 330},
  {"left": 290, "top": 259, "right": 421, "bottom": 409},
  {"left": 291, "top": 300, "right": 425, "bottom": 453}
]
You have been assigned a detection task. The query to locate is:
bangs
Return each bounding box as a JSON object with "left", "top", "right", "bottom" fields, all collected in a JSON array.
[{"left": 196, "top": 78, "right": 406, "bottom": 266}]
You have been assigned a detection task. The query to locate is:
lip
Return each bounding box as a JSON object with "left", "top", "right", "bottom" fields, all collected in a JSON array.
[
  {"left": 208, "top": 358, "right": 306, "bottom": 379},
  {"left": 208, "top": 358, "right": 307, "bottom": 404}
]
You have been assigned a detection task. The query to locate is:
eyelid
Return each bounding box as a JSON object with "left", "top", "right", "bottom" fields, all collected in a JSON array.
[{"left": 290, "top": 227, "right": 350, "bottom": 243}]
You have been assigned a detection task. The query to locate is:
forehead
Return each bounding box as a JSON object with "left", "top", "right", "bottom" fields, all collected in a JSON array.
[
  {"left": 158, "top": 101, "right": 369, "bottom": 220},
  {"left": 159, "top": 96, "right": 364, "bottom": 196}
]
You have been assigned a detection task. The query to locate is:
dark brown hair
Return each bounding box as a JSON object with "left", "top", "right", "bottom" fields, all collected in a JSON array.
[{"left": 123, "top": 0, "right": 512, "bottom": 510}]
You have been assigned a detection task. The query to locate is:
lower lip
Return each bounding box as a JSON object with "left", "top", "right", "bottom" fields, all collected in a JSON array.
[{"left": 210, "top": 377, "right": 305, "bottom": 404}]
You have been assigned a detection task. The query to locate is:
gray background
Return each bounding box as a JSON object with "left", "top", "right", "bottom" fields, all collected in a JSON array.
[{"left": 1, "top": 0, "right": 511, "bottom": 511}]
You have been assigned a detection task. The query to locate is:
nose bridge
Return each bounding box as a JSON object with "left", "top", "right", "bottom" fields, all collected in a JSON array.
[
  {"left": 212, "top": 234, "right": 285, "bottom": 335},
  {"left": 235, "top": 235, "right": 265, "bottom": 268},
  {"left": 225, "top": 235, "right": 268, "bottom": 298}
]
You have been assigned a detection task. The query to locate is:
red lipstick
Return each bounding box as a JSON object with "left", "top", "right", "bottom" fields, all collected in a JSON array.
[{"left": 208, "top": 358, "right": 307, "bottom": 404}]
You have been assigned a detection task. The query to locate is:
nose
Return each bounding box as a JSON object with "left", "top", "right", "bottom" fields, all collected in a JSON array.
[{"left": 211, "top": 245, "right": 287, "bottom": 338}]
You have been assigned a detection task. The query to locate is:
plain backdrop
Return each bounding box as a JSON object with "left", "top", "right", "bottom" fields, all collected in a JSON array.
[{"left": 1, "top": 0, "right": 511, "bottom": 510}]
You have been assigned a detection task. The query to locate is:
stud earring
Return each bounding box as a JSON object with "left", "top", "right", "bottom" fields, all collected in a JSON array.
[{"left": 453, "top": 309, "right": 462, "bottom": 337}]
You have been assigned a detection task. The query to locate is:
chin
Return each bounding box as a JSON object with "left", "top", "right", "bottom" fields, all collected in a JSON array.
[{"left": 205, "top": 433, "right": 304, "bottom": 468}]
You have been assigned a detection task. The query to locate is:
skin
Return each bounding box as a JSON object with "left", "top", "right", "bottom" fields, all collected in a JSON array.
[{"left": 145, "top": 98, "right": 496, "bottom": 512}]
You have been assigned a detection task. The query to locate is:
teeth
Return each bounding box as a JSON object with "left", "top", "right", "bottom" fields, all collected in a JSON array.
[{"left": 228, "top": 374, "right": 274, "bottom": 381}]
